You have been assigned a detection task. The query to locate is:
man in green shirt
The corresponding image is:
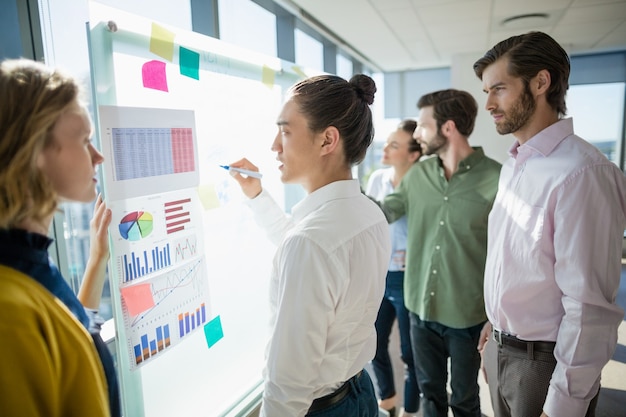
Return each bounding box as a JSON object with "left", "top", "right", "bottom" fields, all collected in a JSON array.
[{"left": 377, "top": 89, "right": 501, "bottom": 417}]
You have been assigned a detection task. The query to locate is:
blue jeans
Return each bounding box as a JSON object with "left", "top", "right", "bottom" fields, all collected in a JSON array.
[
  {"left": 409, "top": 313, "right": 483, "bottom": 417},
  {"left": 306, "top": 370, "right": 378, "bottom": 417},
  {"left": 371, "top": 271, "right": 420, "bottom": 412}
]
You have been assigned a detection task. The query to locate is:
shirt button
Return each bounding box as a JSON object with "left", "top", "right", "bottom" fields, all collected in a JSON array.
[
  {"left": 443, "top": 196, "right": 448, "bottom": 201},
  {"left": 432, "top": 269, "right": 437, "bottom": 274},
  {"left": 439, "top": 221, "right": 445, "bottom": 226},
  {"left": 435, "top": 245, "right": 440, "bottom": 250},
  {"left": 466, "top": 165, "right": 471, "bottom": 169},
  {"left": 430, "top": 292, "right": 435, "bottom": 296}
]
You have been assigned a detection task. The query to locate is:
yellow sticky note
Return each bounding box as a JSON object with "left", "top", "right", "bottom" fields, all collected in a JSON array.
[
  {"left": 291, "top": 65, "right": 308, "bottom": 79},
  {"left": 262, "top": 65, "right": 275, "bottom": 88},
  {"left": 150, "top": 22, "right": 175, "bottom": 62},
  {"left": 197, "top": 184, "right": 220, "bottom": 210}
]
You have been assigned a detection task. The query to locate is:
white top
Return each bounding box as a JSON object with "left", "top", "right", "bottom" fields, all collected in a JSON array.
[
  {"left": 484, "top": 118, "right": 626, "bottom": 417},
  {"left": 366, "top": 167, "right": 408, "bottom": 271},
  {"left": 248, "top": 179, "right": 391, "bottom": 417}
]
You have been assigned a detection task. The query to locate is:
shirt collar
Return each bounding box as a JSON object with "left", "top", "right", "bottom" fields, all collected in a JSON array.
[
  {"left": 291, "top": 179, "right": 362, "bottom": 223},
  {"left": 509, "top": 118, "right": 574, "bottom": 158},
  {"left": 437, "top": 146, "right": 486, "bottom": 173}
]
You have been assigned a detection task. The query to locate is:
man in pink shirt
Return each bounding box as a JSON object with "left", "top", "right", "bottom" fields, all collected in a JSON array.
[{"left": 473, "top": 31, "right": 626, "bottom": 417}]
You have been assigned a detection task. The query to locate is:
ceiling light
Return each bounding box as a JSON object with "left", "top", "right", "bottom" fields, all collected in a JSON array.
[{"left": 501, "top": 13, "right": 550, "bottom": 29}]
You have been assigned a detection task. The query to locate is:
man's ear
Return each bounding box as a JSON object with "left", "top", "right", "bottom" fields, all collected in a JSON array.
[
  {"left": 320, "top": 126, "right": 340, "bottom": 155},
  {"left": 442, "top": 119, "right": 455, "bottom": 137},
  {"left": 409, "top": 150, "right": 421, "bottom": 163},
  {"left": 533, "top": 69, "right": 551, "bottom": 96}
]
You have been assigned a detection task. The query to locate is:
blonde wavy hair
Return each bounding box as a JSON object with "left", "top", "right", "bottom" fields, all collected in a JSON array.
[{"left": 0, "top": 59, "right": 82, "bottom": 229}]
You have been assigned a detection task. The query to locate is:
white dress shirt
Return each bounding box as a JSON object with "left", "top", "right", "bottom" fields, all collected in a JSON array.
[
  {"left": 484, "top": 118, "right": 626, "bottom": 417},
  {"left": 248, "top": 179, "right": 391, "bottom": 417}
]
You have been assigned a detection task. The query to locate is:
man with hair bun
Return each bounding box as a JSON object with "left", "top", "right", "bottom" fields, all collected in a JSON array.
[{"left": 230, "top": 74, "right": 391, "bottom": 417}]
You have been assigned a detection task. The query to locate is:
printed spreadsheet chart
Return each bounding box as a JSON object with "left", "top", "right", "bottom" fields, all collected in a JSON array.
[{"left": 112, "top": 127, "right": 195, "bottom": 181}]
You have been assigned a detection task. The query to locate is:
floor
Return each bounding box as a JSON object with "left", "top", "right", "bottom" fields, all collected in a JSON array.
[{"left": 367, "top": 264, "right": 626, "bottom": 417}]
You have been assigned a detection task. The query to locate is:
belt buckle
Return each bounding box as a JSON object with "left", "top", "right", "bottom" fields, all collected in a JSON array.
[{"left": 492, "top": 328, "right": 503, "bottom": 346}]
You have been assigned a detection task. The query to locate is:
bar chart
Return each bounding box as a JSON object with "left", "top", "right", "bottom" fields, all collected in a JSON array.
[
  {"left": 134, "top": 323, "right": 172, "bottom": 365},
  {"left": 123, "top": 258, "right": 211, "bottom": 370},
  {"left": 121, "top": 243, "right": 172, "bottom": 282},
  {"left": 178, "top": 302, "right": 207, "bottom": 338}
]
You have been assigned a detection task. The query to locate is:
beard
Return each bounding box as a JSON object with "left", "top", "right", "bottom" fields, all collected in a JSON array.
[
  {"left": 495, "top": 84, "right": 536, "bottom": 135},
  {"left": 422, "top": 131, "right": 447, "bottom": 156}
]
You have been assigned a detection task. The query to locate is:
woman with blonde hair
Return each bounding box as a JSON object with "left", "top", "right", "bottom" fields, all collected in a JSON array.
[{"left": 0, "top": 58, "right": 119, "bottom": 417}]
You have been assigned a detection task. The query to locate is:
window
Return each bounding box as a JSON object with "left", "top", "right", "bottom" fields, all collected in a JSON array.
[
  {"left": 567, "top": 82, "right": 625, "bottom": 166},
  {"left": 295, "top": 27, "right": 324, "bottom": 72},
  {"left": 218, "top": 0, "right": 277, "bottom": 57},
  {"left": 336, "top": 52, "right": 353, "bottom": 80}
]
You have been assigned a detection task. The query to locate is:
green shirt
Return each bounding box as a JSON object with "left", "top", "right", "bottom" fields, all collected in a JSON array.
[{"left": 380, "top": 147, "right": 501, "bottom": 328}]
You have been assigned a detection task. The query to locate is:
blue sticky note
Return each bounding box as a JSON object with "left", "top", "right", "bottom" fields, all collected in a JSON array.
[
  {"left": 204, "top": 315, "right": 224, "bottom": 348},
  {"left": 180, "top": 46, "right": 200, "bottom": 80}
]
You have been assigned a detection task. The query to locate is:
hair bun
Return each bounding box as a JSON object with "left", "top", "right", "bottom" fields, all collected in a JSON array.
[{"left": 349, "top": 74, "right": 376, "bottom": 105}]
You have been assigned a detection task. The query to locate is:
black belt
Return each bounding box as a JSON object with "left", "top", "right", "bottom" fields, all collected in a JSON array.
[
  {"left": 308, "top": 371, "right": 363, "bottom": 413},
  {"left": 492, "top": 328, "right": 555, "bottom": 353}
]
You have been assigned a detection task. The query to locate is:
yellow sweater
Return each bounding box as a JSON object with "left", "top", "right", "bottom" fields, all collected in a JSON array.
[{"left": 0, "top": 265, "right": 110, "bottom": 417}]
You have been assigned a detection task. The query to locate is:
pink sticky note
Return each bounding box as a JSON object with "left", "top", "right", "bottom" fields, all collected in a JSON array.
[
  {"left": 142, "top": 60, "right": 169, "bottom": 92},
  {"left": 120, "top": 283, "right": 156, "bottom": 316}
]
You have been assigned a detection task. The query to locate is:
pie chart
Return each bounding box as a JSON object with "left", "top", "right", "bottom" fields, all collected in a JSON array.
[{"left": 119, "top": 211, "right": 154, "bottom": 241}]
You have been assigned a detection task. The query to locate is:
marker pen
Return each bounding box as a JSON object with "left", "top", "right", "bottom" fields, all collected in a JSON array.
[{"left": 219, "top": 165, "right": 263, "bottom": 179}]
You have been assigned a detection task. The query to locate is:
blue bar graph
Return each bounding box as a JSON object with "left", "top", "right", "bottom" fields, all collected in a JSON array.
[
  {"left": 133, "top": 323, "right": 172, "bottom": 365},
  {"left": 178, "top": 303, "right": 207, "bottom": 338},
  {"left": 123, "top": 243, "right": 171, "bottom": 282}
]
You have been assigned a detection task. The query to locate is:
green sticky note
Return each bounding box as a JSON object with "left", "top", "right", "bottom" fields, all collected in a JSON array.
[
  {"left": 180, "top": 46, "right": 200, "bottom": 80},
  {"left": 204, "top": 315, "right": 224, "bottom": 348}
]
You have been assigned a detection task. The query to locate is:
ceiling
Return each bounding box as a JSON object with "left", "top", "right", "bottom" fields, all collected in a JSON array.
[{"left": 278, "top": 0, "right": 626, "bottom": 73}]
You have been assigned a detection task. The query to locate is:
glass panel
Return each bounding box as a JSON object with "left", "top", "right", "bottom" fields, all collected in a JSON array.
[
  {"left": 567, "top": 82, "right": 625, "bottom": 165},
  {"left": 336, "top": 52, "right": 353, "bottom": 80},
  {"left": 295, "top": 27, "right": 323, "bottom": 72},
  {"left": 61, "top": 199, "right": 114, "bottom": 320},
  {"left": 218, "top": 0, "right": 277, "bottom": 57},
  {"left": 87, "top": 3, "right": 302, "bottom": 415}
]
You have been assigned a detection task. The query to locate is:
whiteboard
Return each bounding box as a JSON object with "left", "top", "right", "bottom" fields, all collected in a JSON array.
[{"left": 88, "top": 3, "right": 310, "bottom": 416}]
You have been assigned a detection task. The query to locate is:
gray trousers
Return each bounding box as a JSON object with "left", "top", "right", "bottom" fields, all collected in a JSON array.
[{"left": 484, "top": 337, "right": 599, "bottom": 416}]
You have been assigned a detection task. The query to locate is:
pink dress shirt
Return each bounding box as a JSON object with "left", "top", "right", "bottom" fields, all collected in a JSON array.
[{"left": 484, "top": 118, "right": 626, "bottom": 417}]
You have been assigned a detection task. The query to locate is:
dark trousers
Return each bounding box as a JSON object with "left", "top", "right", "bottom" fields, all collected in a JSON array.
[
  {"left": 484, "top": 336, "right": 600, "bottom": 416},
  {"left": 409, "top": 313, "right": 483, "bottom": 417},
  {"left": 371, "top": 271, "right": 420, "bottom": 413},
  {"left": 305, "top": 370, "right": 379, "bottom": 417}
]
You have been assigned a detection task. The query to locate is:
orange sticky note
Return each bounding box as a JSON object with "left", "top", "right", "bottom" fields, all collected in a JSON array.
[
  {"left": 150, "top": 22, "right": 175, "bottom": 61},
  {"left": 142, "top": 60, "right": 168, "bottom": 92},
  {"left": 120, "top": 283, "right": 155, "bottom": 316}
]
